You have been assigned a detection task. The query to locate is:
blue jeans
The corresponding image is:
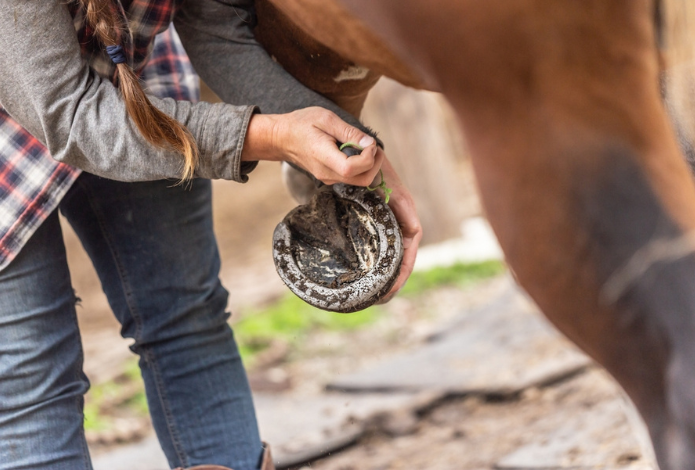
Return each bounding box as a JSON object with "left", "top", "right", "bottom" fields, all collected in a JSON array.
[{"left": 0, "top": 174, "right": 263, "bottom": 470}]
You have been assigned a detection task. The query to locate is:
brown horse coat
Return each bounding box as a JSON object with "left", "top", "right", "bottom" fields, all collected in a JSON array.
[
  {"left": 258, "top": 0, "right": 695, "bottom": 468},
  {"left": 253, "top": 0, "right": 425, "bottom": 115},
  {"left": 336, "top": 1, "right": 695, "bottom": 468}
]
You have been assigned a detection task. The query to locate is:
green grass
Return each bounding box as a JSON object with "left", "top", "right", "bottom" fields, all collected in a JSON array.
[
  {"left": 84, "top": 399, "right": 111, "bottom": 432},
  {"left": 235, "top": 260, "right": 505, "bottom": 364},
  {"left": 84, "top": 381, "right": 119, "bottom": 431},
  {"left": 235, "top": 295, "right": 381, "bottom": 364},
  {"left": 123, "top": 390, "right": 149, "bottom": 415},
  {"left": 398, "top": 260, "right": 505, "bottom": 296},
  {"left": 83, "top": 358, "right": 148, "bottom": 432}
]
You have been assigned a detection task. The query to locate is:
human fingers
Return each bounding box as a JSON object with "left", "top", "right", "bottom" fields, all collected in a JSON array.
[
  {"left": 310, "top": 134, "right": 382, "bottom": 186},
  {"left": 271, "top": 107, "right": 381, "bottom": 185},
  {"left": 384, "top": 188, "right": 422, "bottom": 298},
  {"left": 342, "top": 144, "right": 385, "bottom": 187},
  {"left": 242, "top": 108, "right": 380, "bottom": 184},
  {"left": 375, "top": 158, "right": 422, "bottom": 301},
  {"left": 311, "top": 107, "right": 376, "bottom": 152},
  {"left": 309, "top": 108, "right": 385, "bottom": 182}
]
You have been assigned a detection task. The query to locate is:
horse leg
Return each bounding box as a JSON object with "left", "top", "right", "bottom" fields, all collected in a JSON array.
[{"left": 336, "top": 0, "right": 695, "bottom": 467}]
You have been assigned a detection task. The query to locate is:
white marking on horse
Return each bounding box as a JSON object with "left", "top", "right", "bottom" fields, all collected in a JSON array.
[
  {"left": 601, "top": 231, "right": 695, "bottom": 303},
  {"left": 334, "top": 65, "right": 370, "bottom": 82}
]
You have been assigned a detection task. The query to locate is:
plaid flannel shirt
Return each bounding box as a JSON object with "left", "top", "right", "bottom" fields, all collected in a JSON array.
[{"left": 0, "top": 1, "right": 199, "bottom": 272}]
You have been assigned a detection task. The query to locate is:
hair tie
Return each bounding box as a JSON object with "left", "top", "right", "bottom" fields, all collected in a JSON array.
[{"left": 105, "top": 45, "right": 127, "bottom": 65}]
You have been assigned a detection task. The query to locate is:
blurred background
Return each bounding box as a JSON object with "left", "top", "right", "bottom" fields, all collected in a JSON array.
[{"left": 65, "top": 79, "right": 653, "bottom": 470}]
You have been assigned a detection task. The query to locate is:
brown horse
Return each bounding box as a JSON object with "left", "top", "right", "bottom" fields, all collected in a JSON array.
[
  {"left": 255, "top": 1, "right": 695, "bottom": 469},
  {"left": 252, "top": 0, "right": 425, "bottom": 117}
]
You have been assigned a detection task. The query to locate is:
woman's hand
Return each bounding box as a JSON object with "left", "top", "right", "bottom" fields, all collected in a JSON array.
[
  {"left": 242, "top": 107, "right": 383, "bottom": 186},
  {"left": 372, "top": 153, "right": 422, "bottom": 302},
  {"left": 244, "top": 108, "right": 421, "bottom": 302}
]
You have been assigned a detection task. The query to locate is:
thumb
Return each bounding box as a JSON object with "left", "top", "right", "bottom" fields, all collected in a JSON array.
[{"left": 318, "top": 111, "right": 376, "bottom": 149}]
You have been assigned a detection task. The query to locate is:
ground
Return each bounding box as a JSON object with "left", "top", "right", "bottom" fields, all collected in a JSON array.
[{"left": 305, "top": 368, "right": 641, "bottom": 470}]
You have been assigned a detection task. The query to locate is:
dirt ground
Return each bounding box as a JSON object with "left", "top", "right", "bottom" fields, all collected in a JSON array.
[
  {"left": 302, "top": 367, "right": 645, "bottom": 470},
  {"left": 84, "top": 270, "right": 651, "bottom": 469},
  {"left": 245, "top": 276, "right": 650, "bottom": 470}
]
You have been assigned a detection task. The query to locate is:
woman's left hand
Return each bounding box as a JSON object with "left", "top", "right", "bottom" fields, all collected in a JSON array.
[{"left": 371, "top": 151, "right": 422, "bottom": 302}]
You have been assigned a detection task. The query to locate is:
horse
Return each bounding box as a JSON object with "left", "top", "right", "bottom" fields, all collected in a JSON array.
[
  {"left": 254, "top": 1, "right": 695, "bottom": 468},
  {"left": 252, "top": 0, "right": 425, "bottom": 117}
]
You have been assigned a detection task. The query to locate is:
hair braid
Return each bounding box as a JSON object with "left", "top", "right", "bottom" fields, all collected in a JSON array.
[{"left": 79, "top": 0, "right": 199, "bottom": 181}]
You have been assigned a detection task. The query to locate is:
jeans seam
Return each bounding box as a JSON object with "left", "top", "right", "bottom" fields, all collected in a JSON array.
[
  {"left": 145, "top": 348, "right": 189, "bottom": 468},
  {"left": 59, "top": 242, "right": 92, "bottom": 470},
  {"left": 77, "top": 393, "right": 92, "bottom": 469},
  {"left": 72, "top": 312, "right": 93, "bottom": 470},
  {"left": 78, "top": 178, "right": 190, "bottom": 467}
]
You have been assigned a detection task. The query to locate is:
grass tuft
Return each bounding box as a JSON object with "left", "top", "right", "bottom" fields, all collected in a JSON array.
[
  {"left": 399, "top": 260, "right": 505, "bottom": 296},
  {"left": 235, "top": 295, "right": 381, "bottom": 364},
  {"left": 83, "top": 358, "right": 148, "bottom": 432}
]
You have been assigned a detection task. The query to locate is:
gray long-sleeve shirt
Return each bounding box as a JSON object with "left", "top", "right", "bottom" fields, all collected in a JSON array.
[
  {"left": 0, "top": 0, "right": 369, "bottom": 183},
  {"left": 174, "top": 0, "right": 367, "bottom": 125}
]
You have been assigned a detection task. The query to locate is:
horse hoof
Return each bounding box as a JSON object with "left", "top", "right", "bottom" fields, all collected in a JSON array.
[
  {"left": 273, "top": 184, "right": 403, "bottom": 313},
  {"left": 281, "top": 162, "right": 318, "bottom": 204}
]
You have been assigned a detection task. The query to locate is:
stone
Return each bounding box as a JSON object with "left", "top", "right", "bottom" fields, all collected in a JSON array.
[
  {"left": 372, "top": 409, "right": 420, "bottom": 437},
  {"left": 328, "top": 277, "right": 592, "bottom": 395},
  {"left": 254, "top": 391, "right": 437, "bottom": 468},
  {"left": 495, "top": 398, "right": 655, "bottom": 469}
]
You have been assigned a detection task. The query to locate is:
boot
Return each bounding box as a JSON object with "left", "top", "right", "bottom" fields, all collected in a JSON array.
[{"left": 175, "top": 443, "right": 275, "bottom": 470}]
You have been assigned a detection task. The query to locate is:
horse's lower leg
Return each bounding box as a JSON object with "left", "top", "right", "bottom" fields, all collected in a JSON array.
[{"left": 336, "top": 0, "right": 695, "bottom": 467}]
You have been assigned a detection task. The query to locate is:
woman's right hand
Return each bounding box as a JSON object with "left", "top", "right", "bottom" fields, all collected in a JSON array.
[{"left": 242, "top": 107, "right": 383, "bottom": 186}]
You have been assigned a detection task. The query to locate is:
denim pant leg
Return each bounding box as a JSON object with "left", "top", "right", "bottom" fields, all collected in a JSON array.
[
  {"left": 0, "top": 211, "right": 92, "bottom": 470},
  {"left": 59, "top": 174, "right": 262, "bottom": 470}
]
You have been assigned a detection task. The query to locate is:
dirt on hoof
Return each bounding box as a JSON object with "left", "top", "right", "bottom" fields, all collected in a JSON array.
[{"left": 273, "top": 184, "right": 403, "bottom": 313}]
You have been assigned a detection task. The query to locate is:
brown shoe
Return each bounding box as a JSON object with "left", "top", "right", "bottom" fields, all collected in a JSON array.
[
  {"left": 260, "top": 443, "right": 275, "bottom": 470},
  {"left": 175, "top": 443, "right": 275, "bottom": 470}
]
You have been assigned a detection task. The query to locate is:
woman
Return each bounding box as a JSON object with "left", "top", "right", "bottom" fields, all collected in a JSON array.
[{"left": 0, "top": 0, "right": 422, "bottom": 469}]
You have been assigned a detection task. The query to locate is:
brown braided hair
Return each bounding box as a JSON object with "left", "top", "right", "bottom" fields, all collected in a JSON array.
[{"left": 79, "top": 0, "right": 198, "bottom": 181}]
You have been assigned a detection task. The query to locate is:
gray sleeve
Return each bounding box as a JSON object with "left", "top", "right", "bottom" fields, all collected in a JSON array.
[
  {"left": 173, "top": 0, "right": 376, "bottom": 138},
  {"left": 0, "top": 0, "right": 257, "bottom": 183}
]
